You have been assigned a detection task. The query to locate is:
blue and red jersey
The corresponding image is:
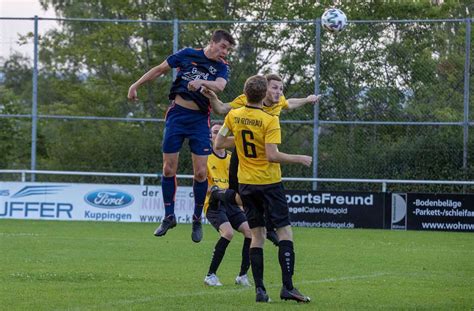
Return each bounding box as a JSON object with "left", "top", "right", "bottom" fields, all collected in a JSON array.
[{"left": 167, "top": 47, "right": 230, "bottom": 114}]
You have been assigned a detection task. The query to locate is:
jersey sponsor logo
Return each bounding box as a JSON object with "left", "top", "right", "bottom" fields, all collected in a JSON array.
[
  {"left": 182, "top": 67, "right": 209, "bottom": 82},
  {"left": 84, "top": 189, "right": 134, "bottom": 209},
  {"left": 211, "top": 177, "right": 228, "bottom": 184},
  {"left": 208, "top": 65, "right": 217, "bottom": 75}
]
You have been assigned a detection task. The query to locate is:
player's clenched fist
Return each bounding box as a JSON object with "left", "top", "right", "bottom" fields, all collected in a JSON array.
[
  {"left": 298, "top": 155, "right": 312, "bottom": 167},
  {"left": 306, "top": 94, "right": 321, "bottom": 104},
  {"left": 127, "top": 84, "right": 138, "bottom": 101}
]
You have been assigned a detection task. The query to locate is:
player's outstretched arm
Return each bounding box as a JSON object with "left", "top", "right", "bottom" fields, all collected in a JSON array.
[
  {"left": 127, "top": 60, "right": 171, "bottom": 101},
  {"left": 265, "top": 143, "right": 312, "bottom": 167},
  {"left": 287, "top": 94, "right": 321, "bottom": 110},
  {"left": 200, "top": 87, "right": 232, "bottom": 115}
]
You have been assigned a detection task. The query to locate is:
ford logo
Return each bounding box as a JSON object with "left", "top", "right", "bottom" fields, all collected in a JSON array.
[{"left": 84, "top": 190, "right": 134, "bottom": 209}]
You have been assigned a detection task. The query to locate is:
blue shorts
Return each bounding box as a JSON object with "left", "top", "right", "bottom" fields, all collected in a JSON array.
[{"left": 162, "top": 102, "right": 212, "bottom": 155}]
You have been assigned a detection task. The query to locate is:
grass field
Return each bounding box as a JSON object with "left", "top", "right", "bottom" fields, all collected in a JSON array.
[{"left": 0, "top": 219, "right": 473, "bottom": 310}]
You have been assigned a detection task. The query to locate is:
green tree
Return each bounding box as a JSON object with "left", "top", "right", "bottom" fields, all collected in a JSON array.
[{"left": 0, "top": 0, "right": 471, "bottom": 190}]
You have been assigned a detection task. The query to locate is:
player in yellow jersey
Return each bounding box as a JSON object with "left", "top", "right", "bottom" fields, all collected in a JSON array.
[
  {"left": 202, "top": 74, "right": 320, "bottom": 246},
  {"left": 208, "top": 73, "right": 320, "bottom": 116},
  {"left": 203, "top": 122, "right": 253, "bottom": 287},
  {"left": 215, "top": 75, "right": 312, "bottom": 303}
]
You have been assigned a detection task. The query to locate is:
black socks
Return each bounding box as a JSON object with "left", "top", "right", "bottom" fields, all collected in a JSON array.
[
  {"left": 278, "top": 240, "right": 295, "bottom": 290},
  {"left": 207, "top": 237, "right": 230, "bottom": 275},
  {"left": 250, "top": 247, "right": 265, "bottom": 290},
  {"left": 239, "top": 237, "right": 251, "bottom": 276}
]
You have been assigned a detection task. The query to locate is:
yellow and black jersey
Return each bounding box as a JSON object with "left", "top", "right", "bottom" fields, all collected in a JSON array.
[
  {"left": 220, "top": 106, "right": 282, "bottom": 185},
  {"left": 204, "top": 150, "right": 231, "bottom": 213},
  {"left": 229, "top": 94, "right": 289, "bottom": 117}
]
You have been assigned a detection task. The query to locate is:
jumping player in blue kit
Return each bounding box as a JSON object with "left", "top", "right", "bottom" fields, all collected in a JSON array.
[{"left": 128, "top": 30, "right": 235, "bottom": 243}]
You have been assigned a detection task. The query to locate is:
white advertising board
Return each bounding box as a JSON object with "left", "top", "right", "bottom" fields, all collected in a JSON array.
[{"left": 0, "top": 182, "right": 197, "bottom": 223}]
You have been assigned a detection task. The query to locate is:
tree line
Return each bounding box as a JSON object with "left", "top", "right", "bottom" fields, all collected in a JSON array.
[{"left": 0, "top": 0, "right": 472, "bottom": 191}]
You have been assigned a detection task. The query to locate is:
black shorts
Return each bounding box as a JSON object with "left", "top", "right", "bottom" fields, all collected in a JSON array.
[
  {"left": 239, "top": 182, "right": 290, "bottom": 229},
  {"left": 228, "top": 148, "right": 239, "bottom": 194},
  {"left": 206, "top": 200, "right": 247, "bottom": 231}
]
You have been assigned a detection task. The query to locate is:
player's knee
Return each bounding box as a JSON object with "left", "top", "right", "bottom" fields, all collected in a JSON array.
[
  {"left": 251, "top": 228, "right": 266, "bottom": 247},
  {"left": 162, "top": 162, "right": 177, "bottom": 177},
  {"left": 194, "top": 168, "right": 207, "bottom": 181},
  {"left": 239, "top": 223, "right": 252, "bottom": 238},
  {"left": 221, "top": 229, "right": 234, "bottom": 241},
  {"left": 276, "top": 225, "right": 293, "bottom": 241},
  {"left": 162, "top": 167, "right": 175, "bottom": 177},
  {"left": 242, "top": 228, "right": 252, "bottom": 239}
]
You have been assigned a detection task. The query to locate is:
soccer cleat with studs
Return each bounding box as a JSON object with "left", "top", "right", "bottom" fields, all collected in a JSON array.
[
  {"left": 256, "top": 287, "right": 271, "bottom": 303},
  {"left": 191, "top": 216, "right": 203, "bottom": 243},
  {"left": 280, "top": 286, "right": 311, "bottom": 303},
  {"left": 235, "top": 274, "right": 252, "bottom": 287},
  {"left": 153, "top": 214, "right": 177, "bottom": 237},
  {"left": 204, "top": 273, "right": 222, "bottom": 286}
]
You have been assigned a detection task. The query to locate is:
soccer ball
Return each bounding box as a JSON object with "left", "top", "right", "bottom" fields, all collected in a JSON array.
[{"left": 321, "top": 8, "right": 347, "bottom": 33}]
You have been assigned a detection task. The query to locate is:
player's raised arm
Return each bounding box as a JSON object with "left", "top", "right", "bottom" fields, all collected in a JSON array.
[
  {"left": 265, "top": 143, "right": 312, "bottom": 167},
  {"left": 287, "top": 94, "right": 321, "bottom": 110},
  {"left": 127, "top": 60, "right": 171, "bottom": 101},
  {"left": 200, "top": 87, "right": 232, "bottom": 115}
]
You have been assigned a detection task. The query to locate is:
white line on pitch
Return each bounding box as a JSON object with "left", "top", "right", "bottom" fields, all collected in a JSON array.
[{"left": 66, "top": 272, "right": 391, "bottom": 310}]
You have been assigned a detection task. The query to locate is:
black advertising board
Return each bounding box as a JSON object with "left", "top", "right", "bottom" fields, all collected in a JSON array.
[
  {"left": 391, "top": 193, "right": 474, "bottom": 232},
  {"left": 285, "top": 190, "right": 385, "bottom": 229}
]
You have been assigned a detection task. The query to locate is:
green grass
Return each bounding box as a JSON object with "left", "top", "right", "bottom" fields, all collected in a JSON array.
[{"left": 0, "top": 219, "right": 473, "bottom": 310}]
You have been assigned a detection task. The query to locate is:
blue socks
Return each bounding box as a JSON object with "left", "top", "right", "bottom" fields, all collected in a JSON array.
[
  {"left": 161, "top": 175, "right": 176, "bottom": 217},
  {"left": 193, "top": 179, "right": 207, "bottom": 220},
  {"left": 162, "top": 176, "right": 207, "bottom": 220}
]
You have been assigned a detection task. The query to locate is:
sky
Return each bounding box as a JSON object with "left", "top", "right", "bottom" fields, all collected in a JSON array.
[{"left": 0, "top": 0, "right": 57, "bottom": 59}]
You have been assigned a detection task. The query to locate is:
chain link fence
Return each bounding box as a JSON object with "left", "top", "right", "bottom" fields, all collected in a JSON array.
[{"left": 0, "top": 17, "right": 473, "bottom": 192}]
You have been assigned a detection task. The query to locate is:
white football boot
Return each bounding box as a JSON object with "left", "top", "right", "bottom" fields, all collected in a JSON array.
[
  {"left": 235, "top": 274, "right": 252, "bottom": 286},
  {"left": 204, "top": 273, "right": 223, "bottom": 286}
]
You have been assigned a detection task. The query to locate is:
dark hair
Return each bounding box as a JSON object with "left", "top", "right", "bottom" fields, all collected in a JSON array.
[
  {"left": 210, "top": 120, "right": 223, "bottom": 127},
  {"left": 265, "top": 73, "right": 283, "bottom": 83},
  {"left": 244, "top": 75, "right": 268, "bottom": 104},
  {"left": 211, "top": 29, "right": 235, "bottom": 46}
]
